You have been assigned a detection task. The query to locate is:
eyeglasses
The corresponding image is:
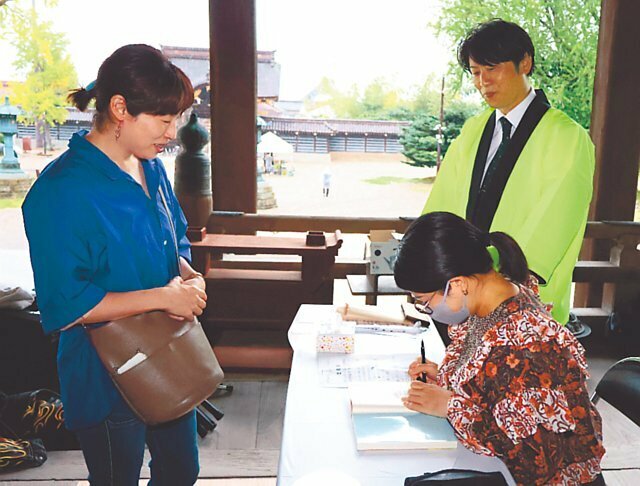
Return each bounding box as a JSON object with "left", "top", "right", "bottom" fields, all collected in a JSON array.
[{"left": 412, "top": 292, "right": 437, "bottom": 315}]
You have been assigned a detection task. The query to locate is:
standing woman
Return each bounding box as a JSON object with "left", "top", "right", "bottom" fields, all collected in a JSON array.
[
  {"left": 22, "top": 44, "right": 207, "bottom": 485},
  {"left": 394, "top": 212, "right": 605, "bottom": 486}
]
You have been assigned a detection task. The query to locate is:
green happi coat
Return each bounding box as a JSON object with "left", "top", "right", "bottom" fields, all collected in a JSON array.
[{"left": 423, "top": 97, "right": 595, "bottom": 324}]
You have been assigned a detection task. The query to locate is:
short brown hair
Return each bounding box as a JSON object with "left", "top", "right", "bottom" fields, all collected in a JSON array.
[{"left": 68, "top": 44, "right": 194, "bottom": 129}]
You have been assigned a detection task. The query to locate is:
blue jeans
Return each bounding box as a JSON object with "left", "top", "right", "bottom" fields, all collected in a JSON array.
[{"left": 75, "top": 397, "right": 199, "bottom": 486}]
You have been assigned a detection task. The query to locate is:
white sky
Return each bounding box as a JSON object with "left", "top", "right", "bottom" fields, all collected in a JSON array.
[{"left": 0, "top": 0, "right": 451, "bottom": 100}]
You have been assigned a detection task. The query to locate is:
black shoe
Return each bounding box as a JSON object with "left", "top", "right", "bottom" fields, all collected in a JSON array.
[{"left": 566, "top": 312, "right": 592, "bottom": 339}]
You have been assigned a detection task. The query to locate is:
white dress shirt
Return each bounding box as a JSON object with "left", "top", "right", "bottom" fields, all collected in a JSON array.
[{"left": 482, "top": 87, "right": 537, "bottom": 180}]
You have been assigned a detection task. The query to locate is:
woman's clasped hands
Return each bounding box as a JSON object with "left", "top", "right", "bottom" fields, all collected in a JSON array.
[
  {"left": 403, "top": 357, "right": 452, "bottom": 418},
  {"left": 163, "top": 276, "right": 208, "bottom": 321}
]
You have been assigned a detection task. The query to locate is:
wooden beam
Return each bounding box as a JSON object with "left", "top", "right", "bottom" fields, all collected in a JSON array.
[
  {"left": 589, "top": 0, "right": 640, "bottom": 222},
  {"left": 576, "top": 0, "right": 640, "bottom": 306},
  {"left": 210, "top": 0, "right": 257, "bottom": 212},
  {"left": 207, "top": 212, "right": 413, "bottom": 234}
]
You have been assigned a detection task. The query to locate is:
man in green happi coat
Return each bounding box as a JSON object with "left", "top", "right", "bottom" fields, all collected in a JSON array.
[{"left": 423, "top": 19, "right": 594, "bottom": 326}]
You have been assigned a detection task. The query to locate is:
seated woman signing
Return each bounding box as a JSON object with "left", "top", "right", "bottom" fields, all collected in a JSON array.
[{"left": 394, "top": 212, "right": 605, "bottom": 486}]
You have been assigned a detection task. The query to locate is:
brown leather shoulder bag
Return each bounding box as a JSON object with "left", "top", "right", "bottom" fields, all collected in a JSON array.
[{"left": 85, "top": 186, "right": 223, "bottom": 425}]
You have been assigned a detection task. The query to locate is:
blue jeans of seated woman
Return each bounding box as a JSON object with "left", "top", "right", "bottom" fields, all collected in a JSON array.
[{"left": 75, "top": 397, "right": 199, "bottom": 486}]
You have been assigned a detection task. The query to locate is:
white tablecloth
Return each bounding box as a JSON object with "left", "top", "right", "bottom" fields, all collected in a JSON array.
[{"left": 277, "top": 304, "right": 515, "bottom": 486}]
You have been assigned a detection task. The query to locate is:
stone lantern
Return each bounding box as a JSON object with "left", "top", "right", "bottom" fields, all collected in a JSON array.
[
  {"left": 255, "top": 116, "right": 277, "bottom": 210},
  {"left": 0, "top": 97, "right": 23, "bottom": 174},
  {"left": 0, "top": 97, "right": 33, "bottom": 200}
]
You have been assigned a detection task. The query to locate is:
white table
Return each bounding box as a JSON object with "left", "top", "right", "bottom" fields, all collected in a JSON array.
[{"left": 277, "top": 304, "right": 515, "bottom": 486}]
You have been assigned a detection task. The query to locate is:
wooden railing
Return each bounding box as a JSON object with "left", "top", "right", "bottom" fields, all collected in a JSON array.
[{"left": 206, "top": 212, "right": 640, "bottom": 330}]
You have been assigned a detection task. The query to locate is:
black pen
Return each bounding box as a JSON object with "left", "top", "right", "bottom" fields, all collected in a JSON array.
[{"left": 419, "top": 339, "right": 427, "bottom": 383}]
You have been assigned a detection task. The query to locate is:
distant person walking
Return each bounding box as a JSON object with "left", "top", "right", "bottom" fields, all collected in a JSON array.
[
  {"left": 322, "top": 168, "right": 332, "bottom": 197},
  {"left": 264, "top": 152, "right": 274, "bottom": 174}
]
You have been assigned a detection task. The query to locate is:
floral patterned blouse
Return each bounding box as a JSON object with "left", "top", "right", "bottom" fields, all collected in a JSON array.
[{"left": 437, "top": 278, "right": 605, "bottom": 485}]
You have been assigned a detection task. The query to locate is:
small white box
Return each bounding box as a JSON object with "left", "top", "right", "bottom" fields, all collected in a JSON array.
[{"left": 368, "top": 230, "right": 402, "bottom": 275}]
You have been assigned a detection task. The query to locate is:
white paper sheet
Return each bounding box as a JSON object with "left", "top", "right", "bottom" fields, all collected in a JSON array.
[{"left": 318, "top": 354, "right": 415, "bottom": 387}]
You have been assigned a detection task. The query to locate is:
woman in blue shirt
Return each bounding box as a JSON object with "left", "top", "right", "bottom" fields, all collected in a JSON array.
[{"left": 22, "top": 44, "right": 207, "bottom": 485}]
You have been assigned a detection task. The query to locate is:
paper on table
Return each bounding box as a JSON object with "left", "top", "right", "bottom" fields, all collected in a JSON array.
[{"left": 318, "top": 354, "right": 414, "bottom": 387}]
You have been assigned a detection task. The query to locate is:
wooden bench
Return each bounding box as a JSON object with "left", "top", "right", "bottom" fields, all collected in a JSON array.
[{"left": 189, "top": 229, "right": 342, "bottom": 370}]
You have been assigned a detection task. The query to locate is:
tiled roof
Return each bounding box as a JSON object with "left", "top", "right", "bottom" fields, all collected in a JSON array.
[
  {"left": 161, "top": 45, "right": 209, "bottom": 60},
  {"left": 66, "top": 107, "right": 94, "bottom": 122},
  {"left": 262, "top": 117, "right": 410, "bottom": 136},
  {"left": 265, "top": 117, "right": 334, "bottom": 135}
]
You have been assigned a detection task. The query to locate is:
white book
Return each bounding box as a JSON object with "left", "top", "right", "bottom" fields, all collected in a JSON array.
[
  {"left": 348, "top": 382, "right": 458, "bottom": 451},
  {"left": 349, "top": 381, "right": 415, "bottom": 414}
]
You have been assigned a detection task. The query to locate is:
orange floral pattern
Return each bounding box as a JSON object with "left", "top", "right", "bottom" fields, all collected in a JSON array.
[{"left": 438, "top": 278, "right": 605, "bottom": 485}]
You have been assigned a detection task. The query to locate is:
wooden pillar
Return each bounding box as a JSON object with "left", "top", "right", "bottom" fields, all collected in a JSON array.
[
  {"left": 210, "top": 0, "right": 257, "bottom": 213},
  {"left": 575, "top": 0, "right": 640, "bottom": 307}
]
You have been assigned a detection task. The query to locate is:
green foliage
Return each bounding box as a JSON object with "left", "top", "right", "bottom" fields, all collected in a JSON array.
[
  {"left": 4, "top": 3, "right": 77, "bottom": 153},
  {"left": 400, "top": 114, "right": 439, "bottom": 167},
  {"left": 400, "top": 100, "right": 480, "bottom": 168},
  {"left": 434, "top": 0, "right": 600, "bottom": 128},
  {"left": 307, "top": 75, "right": 482, "bottom": 168},
  {"left": 0, "top": 0, "right": 58, "bottom": 32},
  {"left": 307, "top": 77, "right": 421, "bottom": 120}
]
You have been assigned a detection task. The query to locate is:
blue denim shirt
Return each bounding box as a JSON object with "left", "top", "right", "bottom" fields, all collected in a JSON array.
[{"left": 22, "top": 131, "right": 191, "bottom": 430}]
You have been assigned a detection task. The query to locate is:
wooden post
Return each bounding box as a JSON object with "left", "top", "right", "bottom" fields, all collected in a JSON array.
[
  {"left": 210, "top": 0, "right": 257, "bottom": 213},
  {"left": 574, "top": 0, "right": 640, "bottom": 308}
]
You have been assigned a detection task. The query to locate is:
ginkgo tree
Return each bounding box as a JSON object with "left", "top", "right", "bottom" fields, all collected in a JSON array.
[{"left": 1, "top": 0, "right": 77, "bottom": 154}]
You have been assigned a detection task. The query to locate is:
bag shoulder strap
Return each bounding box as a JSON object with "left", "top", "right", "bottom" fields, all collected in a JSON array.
[{"left": 158, "top": 185, "right": 181, "bottom": 272}]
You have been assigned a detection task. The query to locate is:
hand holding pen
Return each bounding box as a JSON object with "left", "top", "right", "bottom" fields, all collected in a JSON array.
[
  {"left": 408, "top": 340, "right": 438, "bottom": 384},
  {"left": 420, "top": 339, "right": 427, "bottom": 382}
]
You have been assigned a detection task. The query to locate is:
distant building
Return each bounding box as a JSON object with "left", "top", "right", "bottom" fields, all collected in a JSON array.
[
  {"left": 161, "top": 45, "right": 281, "bottom": 102},
  {"left": 263, "top": 117, "right": 408, "bottom": 154},
  {"left": 17, "top": 107, "right": 93, "bottom": 142}
]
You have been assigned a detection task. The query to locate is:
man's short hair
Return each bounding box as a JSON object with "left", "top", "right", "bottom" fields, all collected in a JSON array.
[{"left": 457, "top": 19, "right": 535, "bottom": 75}]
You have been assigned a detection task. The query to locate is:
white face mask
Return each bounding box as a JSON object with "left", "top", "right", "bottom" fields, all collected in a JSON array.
[{"left": 429, "top": 280, "right": 470, "bottom": 326}]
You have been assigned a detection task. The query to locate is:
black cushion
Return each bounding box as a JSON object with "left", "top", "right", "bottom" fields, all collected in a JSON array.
[{"left": 595, "top": 357, "right": 640, "bottom": 427}]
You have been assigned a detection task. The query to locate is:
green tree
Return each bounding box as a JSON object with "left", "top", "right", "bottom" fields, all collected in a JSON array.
[
  {"left": 411, "top": 77, "right": 440, "bottom": 115},
  {"left": 441, "top": 99, "right": 479, "bottom": 149},
  {"left": 434, "top": 0, "right": 600, "bottom": 128},
  {"left": 400, "top": 100, "right": 480, "bottom": 168},
  {"left": 4, "top": 2, "right": 76, "bottom": 154},
  {"left": 305, "top": 77, "right": 360, "bottom": 118},
  {"left": 307, "top": 77, "right": 411, "bottom": 120},
  {"left": 400, "top": 114, "right": 439, "bottom": 167}
]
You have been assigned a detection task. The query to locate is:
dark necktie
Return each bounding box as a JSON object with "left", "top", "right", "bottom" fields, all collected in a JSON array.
[{"left": 480, "top": 117, "right": 512, "bottom": 191}]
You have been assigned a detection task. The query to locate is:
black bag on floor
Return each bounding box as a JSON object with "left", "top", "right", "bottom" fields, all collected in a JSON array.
[
  {"left": 0, "top": 389, "right": 78, "bottom": 451},
  {"left": 0, "top": 437, "right": 47, "bottom": 472},
  {"left": 405, "top": 469, "right": 508, "bottom": 486}
]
